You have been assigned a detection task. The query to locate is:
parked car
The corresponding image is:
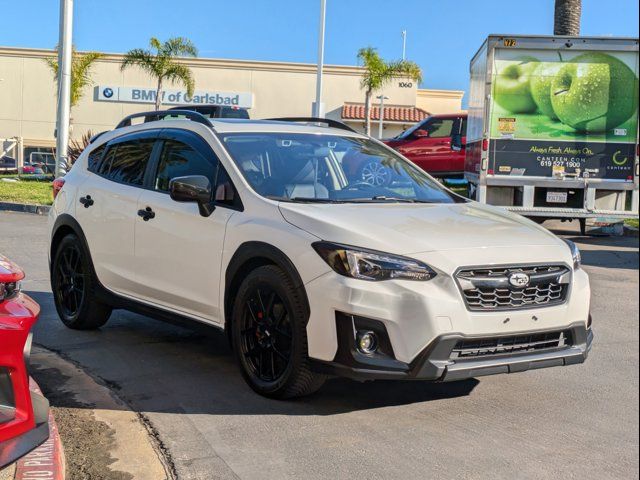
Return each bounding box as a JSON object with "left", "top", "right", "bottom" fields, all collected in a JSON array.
[
  {"left": 0, "top": 255, "right": 49, "bottom": 468},
  {"left": 383, "top": 113, "right": 467, "bottom": 178},
  {"left": 169, "top": 105, "right": 250, "bottom": 119},
  {"left": 48, "top": 111, "right": 592, "bottom": 399},
  {"left": 0, "top": 156, "right": 17, "bottom": 174},
  {"left": 21, "top": 164, "right": 36, "bottom": 175}
]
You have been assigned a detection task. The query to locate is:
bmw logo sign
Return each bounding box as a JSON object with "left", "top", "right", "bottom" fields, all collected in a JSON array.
[{"left": 102, "top": 87, "right": 114, "bottom": 98}]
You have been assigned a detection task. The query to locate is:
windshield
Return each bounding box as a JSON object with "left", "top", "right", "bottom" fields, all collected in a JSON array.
[{"left": 221, "top": 133, "right": 464, "bottom": 204}]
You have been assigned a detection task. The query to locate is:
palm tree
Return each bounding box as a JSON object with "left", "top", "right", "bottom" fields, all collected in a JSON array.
[
  {"left": 554, "top": 0, "right": 582, "bottom": 35},
  {"left": 357, "top": 47, "right": 422, "bottom": 136},
  {"left": 45, "top": 47, "right": 103, "bottom": 108},
  {"left": 121, "top": 37, "right": 198, "bottom": 111}
]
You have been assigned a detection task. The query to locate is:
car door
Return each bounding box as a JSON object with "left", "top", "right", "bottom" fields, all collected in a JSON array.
[
  {"left": 74, "top": 130, "right": 159, "bottom": 296},
  {"left": 132, "top": 128, "right": 239, "bottom": 324},
  {"left": 398, "top": 117, "right": 456, "bottom": 174}
]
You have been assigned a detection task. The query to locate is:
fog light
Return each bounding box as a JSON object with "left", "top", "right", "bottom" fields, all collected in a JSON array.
[{"left": 356, "top": 331, "right": 378, "bottom": 354}]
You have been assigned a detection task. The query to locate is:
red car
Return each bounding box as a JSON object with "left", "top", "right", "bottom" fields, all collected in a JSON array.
[
  {"left": 0, "top": 255, "right": 49, "bottom": 469},
  {"left": 384, "top": 113, "right": 467, "bottom": 178}
]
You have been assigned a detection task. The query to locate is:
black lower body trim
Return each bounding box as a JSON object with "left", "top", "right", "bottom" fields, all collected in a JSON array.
[{"left": 310, "top": 316, "right": 592, "bottom": 382}]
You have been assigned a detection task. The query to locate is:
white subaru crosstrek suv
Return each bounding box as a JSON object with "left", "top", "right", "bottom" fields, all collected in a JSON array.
[{"left": 48, "top": 111, "right": 592, "bottom": 399}]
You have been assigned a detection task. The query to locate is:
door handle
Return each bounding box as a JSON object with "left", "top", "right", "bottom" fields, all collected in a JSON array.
[
  {"left": 79, "top": 195, "right": 94, "bottom": 208},
  {"left": 137, "top": 206, "right": 155, "bottom": 221}
]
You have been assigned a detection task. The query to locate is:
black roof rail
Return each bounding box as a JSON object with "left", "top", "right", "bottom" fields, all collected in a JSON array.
[
  {"left": 115, "top": 109, "right": 214, "bottom": 129},
  {"left": 89, "top": 130, "right": 109, "bottom": 144},
  {"left": 266, "top": 117, "right": 358, "bottom": 133}
]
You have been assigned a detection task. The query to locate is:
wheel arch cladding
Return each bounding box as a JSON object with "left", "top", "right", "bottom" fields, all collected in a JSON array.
[
  {"left": 50, "top": 214, "right": 88, "bottom": 269},
  {"left": 224, "top": 242, "right": 310, "bottom": 336}
]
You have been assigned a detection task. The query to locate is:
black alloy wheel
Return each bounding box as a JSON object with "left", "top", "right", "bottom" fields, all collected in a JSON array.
[
  {"left": 239, "top": 286, "right": 293, "bottom": 383},
  {"left": 53, "top": 242, "right": 86, "bottom": 319},
  {"left": 232, "top": 265, "right": 326, "bottom": 398}
]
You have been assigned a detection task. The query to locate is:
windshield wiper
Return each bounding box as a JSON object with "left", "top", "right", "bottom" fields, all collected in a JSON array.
[
  {"left": 354, "top": 196, "right": 435, "bottom": 203},
  {"left": 286, "top": 197, "right": 343, "bottom": 203}
]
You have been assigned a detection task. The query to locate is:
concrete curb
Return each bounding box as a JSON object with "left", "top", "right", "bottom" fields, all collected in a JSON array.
[
  {"left": 30, "top": 347, "right": 173, "bottom": 480},
  {"left": 12, "top": 380, "right": 66, "bottom": 480},
  {"left": 0, "top": 202, "right": 51, "bottom": 215}
]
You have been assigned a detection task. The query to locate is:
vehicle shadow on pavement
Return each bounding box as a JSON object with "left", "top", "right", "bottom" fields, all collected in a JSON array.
[
  {"left": 27, "top": 290, "right": 479, "bottom": 417},
  {"left": 546, "top": 232, "right": 639, "bottom": 270}
]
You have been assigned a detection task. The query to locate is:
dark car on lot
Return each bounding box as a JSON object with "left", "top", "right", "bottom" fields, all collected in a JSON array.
[
  {"left": 384, "top": 113, "right": 467, "bottom": 178},
  {"left": 0, "top": 156, "right": 17, "bottom": 174}
]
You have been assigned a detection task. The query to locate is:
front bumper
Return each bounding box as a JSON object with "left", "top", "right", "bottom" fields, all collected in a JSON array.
[
  {"left": 0, "top": 292, "right": 49, "bottom": 469},
  {"left": 310, "top": 315, "right": 593, "bottom": 382}
]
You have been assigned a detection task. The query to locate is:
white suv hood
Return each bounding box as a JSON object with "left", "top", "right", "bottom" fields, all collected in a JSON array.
[{"left": 279, "top": 201, "right": 564, "bottom": 255}]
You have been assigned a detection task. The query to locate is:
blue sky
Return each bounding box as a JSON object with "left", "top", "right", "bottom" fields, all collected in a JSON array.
[{"left": 3, "top": 0, "right": 639, "bottom": 102}]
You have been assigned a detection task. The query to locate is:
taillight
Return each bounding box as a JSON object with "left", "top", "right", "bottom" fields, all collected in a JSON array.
[
  {"left": 52, "top": 177, "right": 65, "bottom": 199},
  {"left": 482, "top": 139, "right": 489, "bottom": 151}
]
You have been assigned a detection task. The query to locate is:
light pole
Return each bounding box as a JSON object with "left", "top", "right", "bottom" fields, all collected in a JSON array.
[
  {"left": 55, "top": 0, "right": 73, "bottom": 178},
  {"left": 313, "top": 0, "right": 327, "bottom": 118},
  {"left": 377, "top": 95, "right": 389, "bottom": 139},
  {"left": 401, "top": 30, "right": 407, "bottom": 60}
]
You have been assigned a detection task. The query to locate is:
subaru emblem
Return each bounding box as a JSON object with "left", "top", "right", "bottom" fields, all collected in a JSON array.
[{"left": 509, "top": 272, "right": 530, "bottom": 288}]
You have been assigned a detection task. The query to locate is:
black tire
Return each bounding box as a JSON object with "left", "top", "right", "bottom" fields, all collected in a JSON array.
[
  {"left": 231, "top": 265, "right": 326, "bottom": 399},
  {"left": 579, "top": 218, "right": 587, "bottom": 236},
  {"left": 51, "top": 234, "right": 112, "bottom": 330}
]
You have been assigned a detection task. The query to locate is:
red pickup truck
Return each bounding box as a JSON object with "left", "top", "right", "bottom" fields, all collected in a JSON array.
[{"left": 384, "top": 113, "right": 467, "bottom": 178}]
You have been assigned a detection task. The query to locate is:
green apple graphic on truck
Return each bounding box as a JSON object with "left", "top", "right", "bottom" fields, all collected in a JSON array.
[
  {"left": 492, "top": 51, "right": 639, "bottom": 139},
  {"left": 551, "top": 52, "right": 639, "bottom": 133},
  {"left": 493, "top": 56, "right": 540, "bottom": 113}
]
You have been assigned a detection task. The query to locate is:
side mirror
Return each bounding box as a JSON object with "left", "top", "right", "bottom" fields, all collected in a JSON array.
[
  {"left": 169, "top": 175, "right": 215, "bottom": 217},
  {"left": 413, "top": 129, "right": 429, "bottom": 138}
]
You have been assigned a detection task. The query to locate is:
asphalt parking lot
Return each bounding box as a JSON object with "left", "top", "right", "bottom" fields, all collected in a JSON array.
[{"left": 1, "top": 210, "right": 638, "bottom": 480}]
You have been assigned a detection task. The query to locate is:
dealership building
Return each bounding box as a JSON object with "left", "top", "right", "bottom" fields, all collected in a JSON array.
[{"left": 0, "top": 46, "right": 464, "bottom": 164}]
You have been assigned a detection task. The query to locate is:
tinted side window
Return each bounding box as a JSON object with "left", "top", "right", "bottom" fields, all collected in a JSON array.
[
  {"left": 155, "top": 139, "right": 216, "bottom": 192},
  {"left": 105, "top": 138, "right": 155, "bottom": 185},
  {"left": 214, "top": 164, "right": 241, "bottom": 209},
  {"left": 424, "top": 118, "right": 454, "bottom": 138},
  {"left": 461, "top": 117, "right": 468, "bottom": 136},
  {"left": 87, "top": 144, "right": 106, "bottom": 172},
  {"left": 98, "top": 146, "right": 118, "bottom": 176}
]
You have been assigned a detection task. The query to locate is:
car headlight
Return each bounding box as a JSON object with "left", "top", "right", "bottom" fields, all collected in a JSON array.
[
  {"left": 564, "top": 239, "right": 581, "bottom": 269},
  {"left": 312, "top": 242, "right": 436, "bottom": 281}
]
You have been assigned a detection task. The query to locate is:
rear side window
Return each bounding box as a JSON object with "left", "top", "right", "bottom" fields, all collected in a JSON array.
[
  {"left": 101, "top": 138, "right": 156, "bottom": 185},
  {"left": 87, "top": 144, "right": 106, "bottom": 172},
  {"left": 154, "top": 139, "right": 216, "bottom": 192}
]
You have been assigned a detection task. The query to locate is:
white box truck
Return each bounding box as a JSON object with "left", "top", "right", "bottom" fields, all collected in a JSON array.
[{"left": 464, "top": 35, "right": 639, "bottom": 233}]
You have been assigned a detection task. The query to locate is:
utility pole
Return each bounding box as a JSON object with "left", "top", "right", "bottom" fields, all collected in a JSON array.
[
  {"left": 377, "top": 95, "right": 389, "bottom": 139},
  {"left": 401, "top": 30, "right": 407, "bottom": 60},
  {"left": 55, "top": 0, "right": 73, "bottom": 178},
  {"left": 313, "top": 0, "right": 327, "bottom": 118}
]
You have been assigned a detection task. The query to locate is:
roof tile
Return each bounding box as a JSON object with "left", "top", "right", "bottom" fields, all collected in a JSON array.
[{"left": 341, "top": 103, "right": 429, "bottom": 123}]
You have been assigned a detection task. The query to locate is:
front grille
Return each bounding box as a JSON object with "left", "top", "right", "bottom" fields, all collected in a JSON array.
[
  {"left": 456, "top": 265, "right": 571, "bottom": 311},
  {"left": 450, "top": 330, "right": 572, "bottom": 359}
]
